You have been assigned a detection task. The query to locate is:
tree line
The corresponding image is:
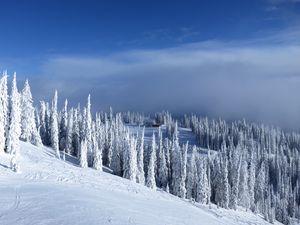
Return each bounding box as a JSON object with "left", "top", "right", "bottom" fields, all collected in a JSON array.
[{"left": 1, "top": 71, "right": 299, "bottom": 224}]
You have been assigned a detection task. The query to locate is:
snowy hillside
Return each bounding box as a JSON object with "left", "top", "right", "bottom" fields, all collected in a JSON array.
[{"left": 0, "top": 142, "right": 283, "bottom": 225}]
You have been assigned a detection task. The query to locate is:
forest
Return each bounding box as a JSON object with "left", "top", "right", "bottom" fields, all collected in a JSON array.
[{"left": 1, "top": 71, "right": 299, "bottom": 225}]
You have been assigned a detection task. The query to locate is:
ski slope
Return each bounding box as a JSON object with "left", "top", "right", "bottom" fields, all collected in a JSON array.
[{"left": 0, "top": 142, "right": 283, "bottom": 225}]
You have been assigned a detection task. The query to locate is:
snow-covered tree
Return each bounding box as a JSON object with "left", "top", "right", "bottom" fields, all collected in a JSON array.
[
  {"left": 20, "top": 79, "right": 41, "bottom": 146},
  {"left": 197, "top": 157, "right": 209, "bottom": 204},
  {"left": 85, "top": 95, "right": 93, "bottom": 166},
  {"left": 238, "top": 155, "right": 250, "bottom": 210},
  {"left": 0, "top": 72, "right": 8, "bottom": 152},
  {"left": 65, "top": 108, "right": 74, "bottom": 154},
  {"left": 0, "top": 72, "right": 7, "bottom": 151},
  {"left": 146, "top": 133, "right": 156, "bottom": 189},
  {"left": 7, "top": 73, "right": 21, "bottom": 155},
  {"left": 92, "top": 122, "right": 102, "bottom": 170},
  {"left": 80, "top": 139, "right": 88, "bottom": 168},
  {"left": 178, "top": 142, "right": 188, "bottom": 198},
  {"left": 186, "top": 146, "right": 197, "bottom": 199},
  {"left": 157, "top": 127, "right": 168, "bottom": 190},
  {"left": 123, "top": 133, "right": 138, "bottom": 181},
  {"left": 51, "top": 90, "right": 60, "bottom": 158},
  {"left": 229, "top": 145, "right": 242, "bottom": 210},
  {"left": 59, "top": 99, "right": 68, "bottom": 151},
  {"left": 136, "top": 127, "right": 145, "bottom": 184},
  {"left": 72, "top": 108, "right": 80, "bottom": 157},
  {"left": 215, "top": 144, "right": 229, "bottom": 209}
]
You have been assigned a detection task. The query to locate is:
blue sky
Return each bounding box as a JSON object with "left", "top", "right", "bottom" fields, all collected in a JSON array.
[
  {"left": 1, "top": 0, "right": 300, "bottom": 129},
  {"left": 1, "top": 0, "right": 299, "bottom": 58}
]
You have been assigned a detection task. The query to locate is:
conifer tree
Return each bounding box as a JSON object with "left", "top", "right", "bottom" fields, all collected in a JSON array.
[
  {"left": 197, "top": 158, "right": 209, "bottom": 204},
  {"left": 0, "top": 72, "right": 8, "bottom": 152},
  {"left": 215, "top": 142, "right": 229, "bottom": 208},
  {"left": 65, "top": 108, "right": 74, "bottom": 154},
  {"left": 0, "top": 71, "right": 9, "bottom": 152},
  {"left": 51, "top": 90, "right": 60, "bottom": 158},
  {"left": 20, "top": 80, "right": 41, "bottom": 146},
  {"left": 238, "top": 157, "right": 250, "bottom": 209},
  {"left": 92, "top": 122, "right": 102, "bottom": 170},
  {"left": 157, "top": 127, "right": 168, "bottom": 189},
  {"left": 59, "top": 99, "right": 68, "bottom": 151},
  {"left": 73, "top": 108, "right": 80, "bottom": 157},
  {"left": 136, "top": 127, "right": 145, "bottom": 184},
  {"left": 85, "top": 95, "right": 93, "bottom": 165},
  {"left": 186, "top": 146, "right": 197, "bottom": 199},
  {"left": 80, "top": 139, "right": 88, "bottom": 168},
  {"left": 123, "top": 133, "right": 137, "bottom": 181},
  {"left": 7, "top": 73, "right": 21, "bottom": 154},
  {"left": 178, "top": 142, "right": 188, "bottom": 198},
  {"left": 146, "top": 134, "right": 156, "bottom": 189}
]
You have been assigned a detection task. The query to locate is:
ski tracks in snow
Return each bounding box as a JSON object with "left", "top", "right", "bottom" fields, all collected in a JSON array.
[{"left": 0, "top": 187, "right": 21, "bottom": 219}]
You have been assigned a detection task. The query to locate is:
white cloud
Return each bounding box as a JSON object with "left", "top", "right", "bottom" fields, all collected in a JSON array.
[{"left": 28, "top": 39, "right": 300, "bottom": 129}]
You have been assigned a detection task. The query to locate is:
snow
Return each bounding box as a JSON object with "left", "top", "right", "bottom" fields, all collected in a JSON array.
[
  {"left": 127, "top": 125, "right": 198, "bottom": 146},
  {"left": 0, "top": 142, "right": 283, "bottom": 225}
]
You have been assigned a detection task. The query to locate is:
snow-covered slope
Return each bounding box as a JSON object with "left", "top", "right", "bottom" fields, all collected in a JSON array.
[{"left": 0, "top": 142, "right": 282, "bottom": 225}]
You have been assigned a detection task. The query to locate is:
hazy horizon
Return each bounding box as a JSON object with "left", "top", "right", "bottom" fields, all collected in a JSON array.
[{"left": 1, "top": 0, "right": 300, "bottom": 130}]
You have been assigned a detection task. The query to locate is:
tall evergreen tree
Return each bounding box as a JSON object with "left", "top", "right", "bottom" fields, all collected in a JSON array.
[
  {"left": 157, "top": 127, "right": 168, "bottom": 189},
  {"left": 0, "top": 71, "right": 9, "bottom": 152},
  {"left": 136, "top": 127, "right": 145, "bottom": 184},
  {"left": 85, "top": 95, "right": 93, "bottom": 166},
  {"left": 92, "top": 122, "right": 102, "bottom": 170},
  {"left": 197, "top": 157, "right": 209, "bottom": 204},
  {"left": 79, "top": 139, "right": 88, "bottom": 168},
  {"left": 146, "top": 134, "right": 156, "bottom": 189},
  {"left": 7, "top": 73, "right": 21, "bottom": 154},
  {"left": 51, "top": 90, "right": 59, "bottom": 158},
  {"left": 59, "top": 99, "right": 68, "bottom": 151},
  {"left": 65, "top": 108, "right": 74, "bottom": 154},
  {"left": 178, "top": 142, "right": 188, "bottom": 198},
  {"left": 20, "top": 80, "right": 41, "bottom": 146},
  {"left": 186, "top": 146, "right": 197, "bottom": 200}
]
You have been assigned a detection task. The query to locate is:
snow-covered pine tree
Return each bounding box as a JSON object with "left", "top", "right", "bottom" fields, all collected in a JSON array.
[
  {"left": 197, "top": 157, "right": 209, "bottom": 204},
  {"left": 238, "top": 157, "right": 250, "bottom": 210},
  {"left": 38, "top": 101, "right": 50, "bottom": 146},
  {"left": 103, "top": 112, "right": 113, "bottom": 168},
  {"left": 248, "top": 142, "right": 256, "bottom": 212},
  {"left": 171, "top": 122, "right": 181, "bottom": 196},
  {"left": 7, "top": 73, "right": 21, "bottom": 154},
  {"left": 65, "top": 108, "right": 74, "bottom": 154},
  {"left": 85, "top": 95, "right": 92, "bottom": 164},
  {"left": 136, "top": 127, "right": 145, "bottom": 184},
  {"left": 215, "top": 141, "right": 229, "bottom": 209},
  {"left": 0, "top": 71, "right": 9, "bottom": 152},
  {"left": 123, "top": 133, "right": 137, "bottom": 181},
  {"left": 0, "top": 74, "right": 7, "bottom": 151},
  {"left": 79, "top": 139, "right": 88, "bottom": 168},
  {"left": 146, "top": 133, "right": 156, "bottom": 189},
  {"left": 229, "top": 144, "right": 242, "bottom": 210},
  {"left": 255, "top": 159, "right": 266, "bottom": 213},
  {"left": 92, "top": 121, "right": 102, "bottom": 170},
  {"left": 59, "top": 99, "right": 68, "bottom": 151},
  {"left": 50, "top": 90, "right": 60, "bottom": 158},
  {"left": 164, "top": 137, "right": 171, "bottom": 190},
  {"left": 178, "top": 142, "right": 188, "bottom": 198},
  {"left": 20, "top": 79, "right": 42, "bottom": 146},
  {"left": 157, "top": 127, "right": 168, "bottom": 190},
  {"left": 186, "top": 146, "right": 197, "bottom": 200},
  {"left": 72, "top": 108, "right": 80, "bottom": 157}
]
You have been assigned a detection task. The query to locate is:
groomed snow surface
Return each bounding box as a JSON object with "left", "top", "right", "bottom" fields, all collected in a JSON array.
[{"left": 0, "top": 142, "right": 284, "bottom": 225}]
